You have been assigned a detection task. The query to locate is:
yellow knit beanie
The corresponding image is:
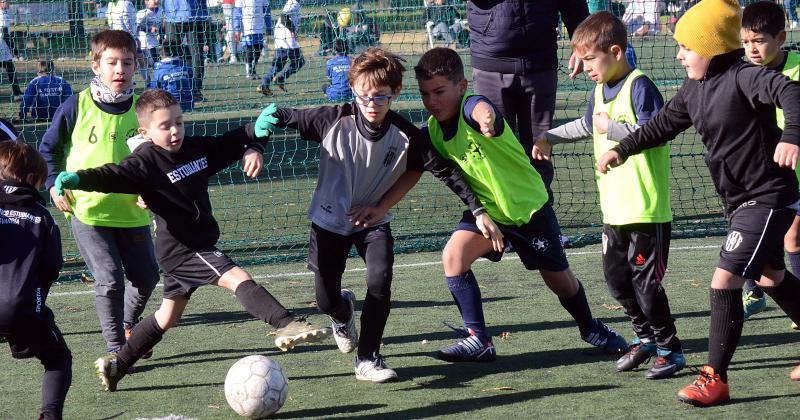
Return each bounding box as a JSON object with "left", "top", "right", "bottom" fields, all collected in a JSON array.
[{"left": 673, "top": 0, "right": 742, "bottom": 59}]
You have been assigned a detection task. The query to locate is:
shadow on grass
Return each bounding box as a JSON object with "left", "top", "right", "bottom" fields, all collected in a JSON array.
[
  {"left": 122, "top": 381, "right": 223, "bottom": 392},
  {"left": 347, "top": 385, "right": 618, "bottom": 419},
  {"left": 62, "top": 329, "right": 102, "bottom": 336},
  {"left": 97, "top": 413, "right": 126, "bottom": 420},
  {"left": 678, "top": 331, "right": 799, "bottom": 355},
  {"left": 273, "top": 403, "right": 387, "bottom": 418},
  {"left": 133, "top": 345, "right": 337, "bottom": 373},
  {"left": 727, "top": 392, "right": 800, "bottom": 405},
  {"left": 391, "top": 296, "right": 514, "bottom": 310}
]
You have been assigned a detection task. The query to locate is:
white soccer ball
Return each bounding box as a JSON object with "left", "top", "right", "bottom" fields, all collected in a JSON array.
[{"left": 224, "top": 355, "right": 288, "bottom": 418}]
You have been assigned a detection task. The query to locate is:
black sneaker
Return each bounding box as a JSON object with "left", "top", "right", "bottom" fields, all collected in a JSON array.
[{"left": 616, "top": 338, "right": 656, "bottom": 371}]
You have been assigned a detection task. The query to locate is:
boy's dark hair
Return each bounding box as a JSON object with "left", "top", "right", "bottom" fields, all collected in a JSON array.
[
  {"left": 135, "top": 89, "right": 179, "bottom": 121},
  {"left": 38, "top": 60, "right": 54, "bottom": 74},
  {"left": 413, "top": 47, "right": 464, "bottom": 83},
  {"left": 348, "top": 47, "right": 406, "bottom": 92},
  {"left": 334, "top": 38, "right": 347, "bottom": 55},
  {"left": 0, "top": 141, "right": 47, "bottom": 188},
  {"left": 91, "top": 30, "right": 137, "bottom": 62},
  {"left": 161, "top": 40, "right": 183, "bottom": 59},
  {"left": 742, "top": 1, "right": 786, "bottom": 37},
  {"left": 571, "top": 11, "right": 627, "bottom": 53}
]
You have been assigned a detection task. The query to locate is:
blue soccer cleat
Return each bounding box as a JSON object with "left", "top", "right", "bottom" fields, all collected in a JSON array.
[
  {"left": 583, "top": 320, "right": 629, "bottom": 355},
  {"left": 645, "top": 349, "right": 686, "bottom": 379},
  {"left": 436, "top": 334, "right": 496, "bottom": 363},
  {"left": 742, "top": 291, "right": 767, "bottom": 320}
]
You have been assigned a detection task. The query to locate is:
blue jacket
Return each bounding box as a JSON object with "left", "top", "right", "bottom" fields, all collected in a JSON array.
[
  {"left": 20, "top": 75, "right": 73, "bottom": 121},
  {"left": 467, "top": 0, "right": 589, "bottom": 74},
  {"left": 326, "top": 55, "right": 352, "bottom": 101},
  {"left": 149, "top": 58, "right": 194, "bottom": 111}
]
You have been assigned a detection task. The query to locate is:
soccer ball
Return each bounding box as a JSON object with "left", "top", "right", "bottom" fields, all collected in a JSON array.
[{"left": 224, "top": 355, "right": 288, "bottom": 418}]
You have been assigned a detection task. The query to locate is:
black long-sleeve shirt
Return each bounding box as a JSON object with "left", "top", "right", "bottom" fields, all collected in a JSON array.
[
  {"left": 74, "top": 124, "right": 264, "bottom": 272},
  {"left": 613, "top": 49, "right": 800, "bottom": 214},
  {"left": 0, "top": 181, "right": 62, "bottom": 333}
]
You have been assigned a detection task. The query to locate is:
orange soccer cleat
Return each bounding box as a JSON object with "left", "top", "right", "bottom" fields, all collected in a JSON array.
[{"left": 677, "top": 365, "right": 730, "bottom": 407}]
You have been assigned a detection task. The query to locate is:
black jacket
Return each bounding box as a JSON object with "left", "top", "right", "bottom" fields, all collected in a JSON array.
[
  {"left": 75, "top": 124, "right": 264, "bottom": 272},
  {"left": 0, "top": 181, "right": 62, "bottom": 333},
  {"left": 467, "top": 0, "right": 589, "bottom": 74},
  {"left": 614, "top": 49, "right": 800, "bottom": 214}
]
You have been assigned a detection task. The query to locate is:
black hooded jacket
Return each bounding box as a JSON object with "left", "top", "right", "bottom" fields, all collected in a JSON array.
[{"left": 613, "top": 49, "right": 800, "bottom": 214}]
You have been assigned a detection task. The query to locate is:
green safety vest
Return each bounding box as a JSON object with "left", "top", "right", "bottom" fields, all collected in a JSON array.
[
  {"left": 65, "top": 89, "right": 150, "bottom": 227},
  {"left": 776, "top": 51, "right": 800, "bottom": 184},
  {"left": 427, "top": 95, "right": 548, "bottom": 226},
  {"left": 593, "top": 69, "right": 672, "bottom": 225}
]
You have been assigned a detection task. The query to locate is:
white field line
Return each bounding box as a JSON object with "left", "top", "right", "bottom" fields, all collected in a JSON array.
[{"left": 49, "top": 244, "right": 719, "bottom": 298}]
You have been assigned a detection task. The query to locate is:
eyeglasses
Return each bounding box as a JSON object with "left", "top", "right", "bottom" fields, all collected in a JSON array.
[{"left": 352, "top": 92, "right": 393, "bottom": 107}]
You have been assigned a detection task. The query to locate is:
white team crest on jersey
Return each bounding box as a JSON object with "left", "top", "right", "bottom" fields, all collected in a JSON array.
[
  {"left": 531, "top": 237, "right": 550, "bottom": 252},
  {"left": 213, "top": 251, "right": 224, "bottom": 258},
  {"left": 724, "top": 231, "right": 743, "bottom": 252}
]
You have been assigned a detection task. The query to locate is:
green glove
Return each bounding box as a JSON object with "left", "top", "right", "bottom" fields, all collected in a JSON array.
[
  {"left": 255, "top": 103, "right": 279, "bottom": 138},
  {"left": 55, "top": 171, "right": 79, "bottom": 196}
]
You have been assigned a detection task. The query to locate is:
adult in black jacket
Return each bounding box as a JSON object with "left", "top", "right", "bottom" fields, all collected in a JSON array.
[
  {"left": 55, "top": 90, "right": 330, "bottom": 392},
  {"left": 467, "top": 0, "right": 589, "bottom": 193},
  {"left": 597, "top": 0, "right": 800, "bottom": 407},
  {"left": 0, "top": 141, "right": 71, "bottom": 420}
]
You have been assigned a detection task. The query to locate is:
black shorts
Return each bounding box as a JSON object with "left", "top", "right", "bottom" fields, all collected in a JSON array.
[
  {"left": 456, "top": 203, "right": 569, "bottom": 272},
  {"left": 2, "top": 310, "right": 69, "bottom": 360},
  {"left": 163, "top": 248, "right": 237, "bottom": 299},
  {"left": 718, "top": 204, "right": 795, "bottom": 280}
]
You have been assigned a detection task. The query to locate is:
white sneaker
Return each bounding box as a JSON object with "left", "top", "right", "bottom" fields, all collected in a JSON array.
[
  {"left": 792, "top": 20, "right": 799, "bottom": 30},
  {"left": 229, "top": 55, "right": 238, "bottom": 64},
  {"left": 332, "top": 289, "right": 358, "bottom": 353},
  {"left": 355, "top": 355, "right": 398, "bottom": 383}
]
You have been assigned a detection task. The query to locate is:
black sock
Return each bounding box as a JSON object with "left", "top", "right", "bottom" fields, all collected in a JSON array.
[
  {"left": 235, "top": 280, "right": 293, "bottom": 329},
  {"left": 558, "top": 281, "right": 595, "bottom": 337},
  {"left": 788, "top": 251, "right": 800, "bottom": 278},
  {"left": 40, "top": 350, "right": 71, "bottom": 420},
  {"left": 743, "top": 279, "right": 763, "bottom": 298},
  {"left": 760, "top": 270, "right": 800, "bottom": 324},
  {"left": 707, "top": 288, "right": 743, "bottom": 383},
  {"left": 445, "top": 270, "right": 489, "bottom": 342},
  {"left": 116, "top": 315, "right": 164, "bottom": 371}
]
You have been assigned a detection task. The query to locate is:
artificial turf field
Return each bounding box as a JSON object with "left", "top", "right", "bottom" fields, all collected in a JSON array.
[{"left": 2, "top": 236, "right": 799, "bottom": 419}]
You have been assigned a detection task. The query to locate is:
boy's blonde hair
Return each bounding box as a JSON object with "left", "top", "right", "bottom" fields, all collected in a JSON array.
[
  {"left": 0, "top": 141, "right": 47, "bottom": 188},
  {"left": 571, "top": 11, "right": 628, "bottom": 53},
  {"left": 135, "top": 89, "right": 180, "bottom": 122},
  {"left": 91, "top": 30, "right": 137, "bottom": 62},
  {"left": 348, "top": 47, "right": 406, "bottom": 92}
]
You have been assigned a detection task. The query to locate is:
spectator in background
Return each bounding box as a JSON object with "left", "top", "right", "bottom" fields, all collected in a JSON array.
[
  {"left": 425, "top": 0, "right": 461, "bottom": 47},
  {"left": 622, "top": 0, "right": 665, "bottom": 36},
  {"left": 786, "top": 0, "right": 799, "bottom": 29},
  {"left": 20, "top": 61, "right": 73, "bottom": 121},
  {"left": 0, "top": 0, "right": 18, "bottom": 59},
  {"left": 109, "top": 0, "right": 137, "bottom": 37},
  {"left": 149, "top": 40, "right": 194, "bottom": 112},
  {"left": 221, "top": 0, "right": 239, "bottom": 62},
  {"left": 163, "top": 0, "right": 212, "bottom": 102},
  {"left": 257, "top": 4, "right": 305, "bottom": 96},
  {"left": 0, "top": 30, "right": 20, "bottom": 102},
  {"left": 466, "top": 0, "right": 589, "bottom": 199},
  {"left": 137, "top": 0, "right": 164, "bottom": 66},
  {"left": 322, "top": 38, "right": 352, "bottom": 102},
  {"left": 241, "top": 0, "right": 269, "bottom": 80}
]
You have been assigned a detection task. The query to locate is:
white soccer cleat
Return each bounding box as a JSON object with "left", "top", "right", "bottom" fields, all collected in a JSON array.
[
  {"left": 355, "top": 354, "right": 398, "bottom": 383},
  {"left": 332, "top": 289, "right": 358, "bottom": 353}
]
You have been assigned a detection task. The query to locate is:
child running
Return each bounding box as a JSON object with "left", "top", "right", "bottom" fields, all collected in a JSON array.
[
  {"left": 55, "top": 89, "right": 330, "bottom": 392},
  {"left": 414, "top": 47, "right": 629, "bottom": 363}
]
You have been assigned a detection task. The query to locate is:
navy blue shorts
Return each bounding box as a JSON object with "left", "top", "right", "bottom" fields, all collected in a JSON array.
[
  {"left": 456, "top": 203, "right": 569, "bottom": 272},
  {"left": 718, "top": 204, "right": 794, "bottom": 280},
  {"left": 242, "top": 33, "right": 264, "bottom": 47},
  {"left": 163, "top": 248, "right": 237, "bottom": 299}
]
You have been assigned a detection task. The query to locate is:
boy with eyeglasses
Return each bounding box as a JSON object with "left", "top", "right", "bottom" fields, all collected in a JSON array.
[{"left": 261, "top": 47, "right": 487, "bottom": 382}]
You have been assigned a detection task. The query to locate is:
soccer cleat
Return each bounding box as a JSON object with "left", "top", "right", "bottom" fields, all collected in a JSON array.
[
  {"left": 742, "top": 291, "right": 767, "bottom": 320},
  {"left": 355, "top": 354, "right": 398, "bottom": 383},
  {"left": 645, "top": 349, "right": 686, "bottom": 379},
  {"left": 436, "top": 333, "right": 496, "bottom": 363},
  {"left": 274, "top": 318, "right": 331, "bottom": 351},
  {"left": 791, "top": 364, "right": 800, "bottom": 381},
  {"left": 94, "top": 354, "right": 126, "bottom": 392},
  {"left": 124, "top": 320, "right": 153, "bottom": 359},
  {"left": 273, "top": 77, "right": 286, "bottom": 92},
  {"left": 331, "top": 289, "right": 358, "bottom": 354},
  {"left": 583, "top": 320, "right": 629, "bottom": 355},
  {"left": 256, "top": 85, "right": 273, "bottom": 97},
  {"left": 615, "top": 338, "right": 656, "bottom": 372},
  {"left": 677, "top": 365, "right": 730, "bottom": 407}
]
